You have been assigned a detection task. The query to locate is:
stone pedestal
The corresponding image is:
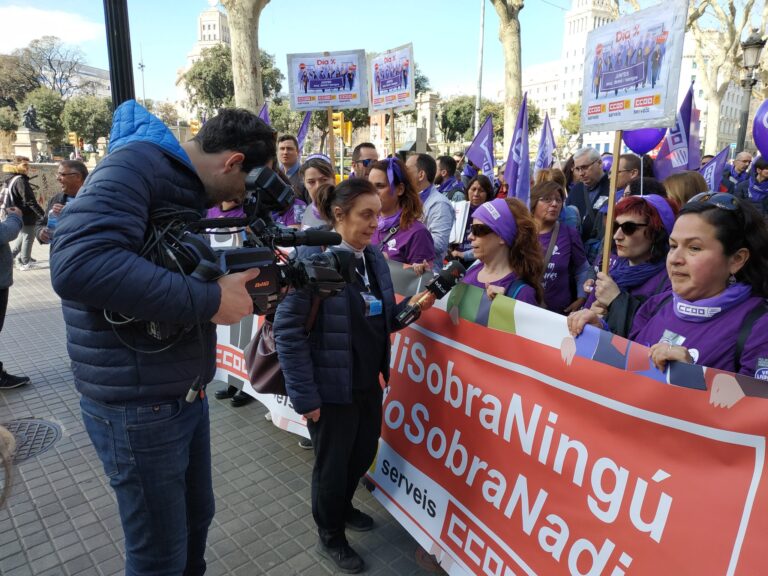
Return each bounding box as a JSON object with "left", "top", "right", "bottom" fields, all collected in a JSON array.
[{"left": 14, "top": 127, "right": 48, "bottom": 160}]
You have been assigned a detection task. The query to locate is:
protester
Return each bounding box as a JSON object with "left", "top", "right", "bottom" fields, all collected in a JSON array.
[
  {"left": 404, "top": 153, "right": 455, "bottom": 271},
  {"left": 568, "top": 194, "right": 678, "bottom": 337},
  {"left": 624, "top": 177, "right": 667, "bottom": 198},
  {"left": 0, "top": 205, "right": 29, "bottom": 390},
  {"left": 535, "top": 168, "right": 580, "bottom": 231},
  {"left": 3, "top": 156, "right": 44, "bottom": 270},
  {"left": 369, "top": 158, "right": 434, "bottom": 266},
  {"left": 664, "top": 171, "right": 708, "bottom": 206},
  {"left": 435, "top": 155, "right": 465, "bottom": 201},
  {"left": 530, "top": 182, "right": 590, "bottom": 314},
  {"left": 566, "top": 147, "right": 610, "bottom": 262},
  {"left": 449, "top": 174, "right": 492, "bottom": 267},
  {"left": 700, "top": 154, "right": 714, "bottom": 169},
  {"left": 460, "top": 197, "right": 544, "bottom": 306},
  {"left": 50, "top": 102, "right": 271, "bottom": 575},
  {"left": 273, "top": 178, "right": 434, "bottom": 574},
  {"left": 721, "top": 151, "right": 752, "bottom": 194},
  {"left": 300, "top": 154, "right": 335, "bottom": 230},
  {"left": 734, "top": 156, "right": 768, "bottom": 216},
  {"left": 278, "top": 134, "right": 309, "bottom": 204},
  {"left": 36, "top": 160, "right": 88, "bottom": 244},
  {"left": 460, "top": 158, "right": 479, "bottom": 189},
  {"left": 562, "top": 155, "right": 577, "bottom": 191},
  {"left": 269, "top": 158, "right": 307, "bottom": 229},
  {"left": 350, "top": 142, "right": 379, "bottom": 179},
  {"left": 616, "top": 153, "right": 641, "bottom": 194}
]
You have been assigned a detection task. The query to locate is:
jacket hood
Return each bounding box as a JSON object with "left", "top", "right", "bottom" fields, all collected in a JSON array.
[{"left": 109, "top": 100, "right": 193, "bottom": 170}]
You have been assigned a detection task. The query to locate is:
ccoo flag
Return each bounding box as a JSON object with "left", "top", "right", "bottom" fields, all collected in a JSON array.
[
  {"left": 654, "top": 85, "right": 700, "bottom": 181},
  {"left": 465, "top": 115, "right": 496, "bottom": 179},
  {"left": 699, "top": 146, "right": 729, "bottom": 192},
  {"left": 296, "top": 112, "right": 311, "bottom": 154},
  {"left": 258, "top": 103, "right": 271, "bottom": 126},
  {"left": 534, "top": 112, "right": 556, "bottom": 175},
  {"left": 504, "top": 93, "right": 530, "bottom": 206}
]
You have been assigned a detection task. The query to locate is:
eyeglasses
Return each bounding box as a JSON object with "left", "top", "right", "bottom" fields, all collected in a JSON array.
[
  {"left": 57, "top": 172, "right": 79, "bottom": 177},
  {"left": 355, "top": 159, "right": 375, "bottom": 167},
  {"left": 688, "top": 192, "right": 740, "bottom": 211},
  {"left": 469, "top": 223, "right": 493, "bottom": 237},
  {"left": 613, "top": 221, "right": 648, "bottom": 236},
  {"left": 538, "top": 196, "right": 563, "bottom": 205},
  {"left": 573, "top": 159, "right": 598, "bottom": 174}
]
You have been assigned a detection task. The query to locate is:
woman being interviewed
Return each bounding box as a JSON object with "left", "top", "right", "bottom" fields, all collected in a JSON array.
[
  {"left": 449, "top": 174, "right": 493, "bottom": 267},
  {"left": 369, "top": 157, "right": 434, "bottom": 266},
  {"left": 461, "top": 197, "right": 545, "bottom": 306},
  {"left": 300, "top": 154, "right": 335, "bottom": 229},
  {"left": 274, "top": 178, "right": 433, "bottom": 574}
]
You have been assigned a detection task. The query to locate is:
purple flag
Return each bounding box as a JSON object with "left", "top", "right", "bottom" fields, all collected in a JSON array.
[
  {"left": 699, "top": 146, "right": 729, "bottom": 192},
  {"left": 465, "top": 115, "right": 495, "bottom": 178},
  {"left": 534, "top": 112, "right": 556, "bottom": 174},
  {"left": 504, "top": 93, "right": 530, "bottom": 206},
  {"left": 258, "top": 103, "right": 270, "bottom": 126},
  {"left": 297, "top": 112, "right": 311, "bottom": 154},
  {"left": 654, "top": 85, "right": 700, "bottom": 181}
]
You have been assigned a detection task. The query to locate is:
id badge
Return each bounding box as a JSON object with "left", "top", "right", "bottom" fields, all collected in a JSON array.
[{"left": 361, "top": 292, "right": 382, "bottom": 317}]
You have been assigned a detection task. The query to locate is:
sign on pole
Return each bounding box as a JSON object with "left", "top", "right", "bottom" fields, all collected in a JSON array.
[
  {"left": 369, "top": 43, "right": 415, "bottom": 113},
  {"left": 580, "top": 0, "right": 687, "bottom": 132},
  {"left": 287, "top": 50, "right": 369, "bottom": 111}
]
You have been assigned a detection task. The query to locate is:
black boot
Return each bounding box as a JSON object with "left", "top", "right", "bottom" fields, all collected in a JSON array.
[
  {"left": 230, "top": 390, "right": 252, "bottom": 407},
  {"left": 214, "top": 385, "right": 237, "bottom": 400}
]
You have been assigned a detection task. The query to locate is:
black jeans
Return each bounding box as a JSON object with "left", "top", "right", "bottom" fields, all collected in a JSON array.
[
  {"left": 0, "top": 287, "right": 7, "bottom": 334},
  {"left": 307, "top": 386, "right": 382, "bottom": 548}
]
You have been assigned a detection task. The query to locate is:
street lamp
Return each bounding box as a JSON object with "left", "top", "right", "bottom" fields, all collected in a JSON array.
[{"left": 736, "top": 28, "right": 766, "bottom": 153}]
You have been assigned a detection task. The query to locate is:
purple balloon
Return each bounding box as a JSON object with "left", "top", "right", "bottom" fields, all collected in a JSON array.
[
  {"left": 753, "top": 99, "right": 768, "bottom": 159},
  {"left": 623, "top": 127, "right": 667, "bottom": 156},
  {"left": 602, "top": 155, "right": 613, "bottom": 173}
]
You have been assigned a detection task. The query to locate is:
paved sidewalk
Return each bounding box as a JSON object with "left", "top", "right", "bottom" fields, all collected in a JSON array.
[{"left": 0, "top": 244, "right": 432, "bottom": 575}]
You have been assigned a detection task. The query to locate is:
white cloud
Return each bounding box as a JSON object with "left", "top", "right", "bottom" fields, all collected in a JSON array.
[{"left": 0, "top": 5, "right": 103, "bottom": 54}]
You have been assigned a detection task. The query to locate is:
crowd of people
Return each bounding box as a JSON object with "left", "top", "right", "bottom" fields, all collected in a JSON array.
[{"left": 2, "top": 99, "right": 768, "bottom": 575}]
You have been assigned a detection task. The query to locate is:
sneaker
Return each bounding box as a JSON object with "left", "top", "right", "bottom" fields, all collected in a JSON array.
[
  {"left": 316, "top": 540, "right": 364, "bottom": 574},
  {"left": 298, "top": 437, "right": 313, "bottom": 450},
  {"left": 28, "top": 258, "right": 36, "bottom": 263},
  {"left": 345, "top": 508, "right": 373, "bottom": 532},
  {"left": 0, "top": 371, "right": 30, "bottom": 390},
  {"left": 18, "top": 262, "right": 33, "bottom": 271}
]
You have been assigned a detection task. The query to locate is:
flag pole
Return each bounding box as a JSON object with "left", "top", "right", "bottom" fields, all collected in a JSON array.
[
  {"left": 327, "top": 107, "right": 336, "bottom": 170},
  {"left": 601, "top": 130, "right": 623, "bottom": 273},
  {"left": 390, "top": 111, "right": 397, "bottom": 157}
]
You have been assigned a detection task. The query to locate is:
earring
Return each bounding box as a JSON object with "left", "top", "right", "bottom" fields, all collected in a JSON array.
[{"left": 728, "top": 274, "right": 736, "bottom": 285}]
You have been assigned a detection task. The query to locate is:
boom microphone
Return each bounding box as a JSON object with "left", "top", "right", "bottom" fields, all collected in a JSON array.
[
  {"left": 396, "top": 260, "right": 466, "bottom": 326},
  {"left": 272, "top": 229, "right": 342, "bottom": 247}
]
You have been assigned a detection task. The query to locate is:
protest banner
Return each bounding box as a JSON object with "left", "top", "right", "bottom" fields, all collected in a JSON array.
[
  {"left": 465, "top": 115, "right": 496, "bottom": 179},
  {"left": 700, "top": 146, "right": 730, "bottom": 192},
  {"left": 580, "top": 0, "right": 687, "bottom": 133},
  {"left": 214, "top": 263, "right": 768, "bottom": 575},
  {"left": 286, "top": 50, "right": 368, "bottom": 111},
  {"left": 654, "top": 85, "right": 702, "bottom": 180},
  {"left": 533, "top": 112, "right": 556, "bottom": 175},
  {"left": 369, "top": 43, "right": 415, "bottom": 113},
  {"left": 504, "top": 93, "right": 530, "bottom": 206}
]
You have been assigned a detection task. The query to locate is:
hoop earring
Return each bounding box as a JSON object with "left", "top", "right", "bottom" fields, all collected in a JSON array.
[{"left": 728, "top": 274, "right": 737, "bottom": 286}]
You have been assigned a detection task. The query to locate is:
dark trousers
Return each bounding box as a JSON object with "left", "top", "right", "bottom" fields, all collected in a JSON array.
[
  {"left": 0, "top": 287, "right": 7, "bottom": 333},
  {"left": 307, "top": 387, "right": 382, "bottom": 548}
]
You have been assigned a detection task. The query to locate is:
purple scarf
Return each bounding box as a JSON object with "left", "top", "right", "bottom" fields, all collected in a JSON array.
[
  {"left": 378, "top": 209, "right": 402, "bottom": 231},
  {"left": 747, "top": 173, "right": 768, "bottom": 201},
  {"left": 419, "top": 185, "right": 433, "bottom": 204},
  {"left": 730, "top": 164, "right": 749, "bottom": 184},
  {"left": 438, "top": 177, "right": 460, "bottom": 194},
  {"left": 610, "top": 257, "right": 666, "bottom": 291},
  {"left": 672, "top": 282, "right": 752, "bottom": 322},
  {"left": 310, "top": 203, "right": 322, "bottom": 220}
]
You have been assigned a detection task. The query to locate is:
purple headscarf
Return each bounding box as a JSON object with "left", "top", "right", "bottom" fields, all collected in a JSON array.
[
  {"left": 473, "top": 198, "right": 518, "bottom": 246},
  {"left": 640, "top": 194, "right": 675, "bottom": 235}
]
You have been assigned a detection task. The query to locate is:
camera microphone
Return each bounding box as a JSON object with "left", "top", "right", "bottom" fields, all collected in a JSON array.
[
  {"left": 396, "top": 260, "right": 466, "bottom": 326},
  {"left": 272, "top": 229, "right": 342, "bottom": 247}
]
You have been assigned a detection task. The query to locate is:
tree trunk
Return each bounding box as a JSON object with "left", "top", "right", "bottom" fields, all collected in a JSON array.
[
  {"left": 221, "top": 0, "right": 270, "bottom": 113},
  {"left": 491, "top": 1, "right": 524, "bottom": 152}
]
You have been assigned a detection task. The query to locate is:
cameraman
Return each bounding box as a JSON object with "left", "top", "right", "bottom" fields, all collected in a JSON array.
[{"left": 50, "top": 101, "right": 274, "bottom": 576}]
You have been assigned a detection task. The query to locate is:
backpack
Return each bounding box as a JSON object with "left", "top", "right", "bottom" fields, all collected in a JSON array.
[{"left": 0, "top": 176, "right": 21, "bottom": 221}]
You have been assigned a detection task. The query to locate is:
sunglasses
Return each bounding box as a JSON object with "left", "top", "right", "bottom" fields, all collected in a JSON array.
[
  {"left": 613, "top": 221, "right": 648, "bottom": 236},
  {"left": 355, "top": 158, "right": 375, "bottom": 167},
  {"left": 688, "top": 192, "right": 740, "bottom": 211},
  {"left": 470, "top": 223, "right": 493, "bottom": 237}
]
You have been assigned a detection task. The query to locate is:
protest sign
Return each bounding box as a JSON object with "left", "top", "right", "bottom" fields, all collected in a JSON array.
[
  {"left": 369, "top": 43, "right": 415, "bottom": 113},
  {"left": 580, "top": 0, "right": 687, "bottom": 132},
  {"left": 287, "top": 50, "right": 368, "bottom": 111}
]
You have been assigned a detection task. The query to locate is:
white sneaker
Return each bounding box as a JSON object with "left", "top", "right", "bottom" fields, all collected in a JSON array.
[{"left": 18, "top": 262, "right": 33, "bottom": 271}]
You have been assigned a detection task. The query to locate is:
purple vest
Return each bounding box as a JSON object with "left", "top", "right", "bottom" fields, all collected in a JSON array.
[
  {"left": 462, "top": 264, "right": 538, "bottom": 306},
  {"left": 372, "top": 221, "right": 434, "bottom": 265},
  {"left": 539, "top": 224, "right": 587, "bottom": 313},
  {"left": 631, "top": 293, "right": 768, "bottom": 376}
]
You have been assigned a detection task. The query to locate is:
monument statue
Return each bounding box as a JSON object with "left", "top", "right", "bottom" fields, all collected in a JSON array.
[{"left": 22, "top": 105, "right": 41, "bottom": 131}]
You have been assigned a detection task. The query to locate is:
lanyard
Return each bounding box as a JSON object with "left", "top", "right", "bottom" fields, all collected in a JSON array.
[{"left": 356, "top": 258, "right": 371, "bottom": 292}]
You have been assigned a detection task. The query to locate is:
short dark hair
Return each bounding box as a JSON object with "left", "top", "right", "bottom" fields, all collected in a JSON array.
[
  {"left": 411, "top": 153, "right": 437, "bottom": 184},
  {"left": 352, "top": 142, "right": 377, "bottom": 162},
  {"left": 626, "top": 177, "right": 666, "bottom": 198},
  {"left": 315, "top": 178, "right": 377, "bottom": 223},
  {"left": 193, "top": 108, "right": 275, "bottom": 172},
  {"left": 277, "top": 134, "right": 298, "bottom": 149},
  {"left": 619, "top": 154, "right": 641, "bottom": 173},
  {"left": 466, "top": 174, "right": 493, "bottom": 200},
  {"left": 755, "top": 157, "right": 768, "bottom": 171},
  {"left": 437, "top": 155, "right": 457, "bottom": 175},
  {"left": 59, "top": 160, "right": 88, "bottom": 180}
]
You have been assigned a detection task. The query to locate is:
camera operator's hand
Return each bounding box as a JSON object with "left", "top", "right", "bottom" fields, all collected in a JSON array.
[{"left": 212, "top": 268, "right": 261, "bottom": 325}]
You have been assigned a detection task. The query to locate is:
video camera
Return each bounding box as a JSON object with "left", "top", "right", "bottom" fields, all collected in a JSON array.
[{"left": 127, "top": 166, "right": 354, "bottom": 341}]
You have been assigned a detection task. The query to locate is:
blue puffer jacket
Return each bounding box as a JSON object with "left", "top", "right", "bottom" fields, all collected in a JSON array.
[
  {"left": 50, "top": 101, "right": 221, "bottom": 403},
  {"left": 274, "top": 245, "right": 408, "bottom": 414}
]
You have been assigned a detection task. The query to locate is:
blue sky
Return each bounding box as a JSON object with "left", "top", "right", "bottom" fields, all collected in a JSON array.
[{"left": 0, "top": 0, "right": 568, "bottom": 102}]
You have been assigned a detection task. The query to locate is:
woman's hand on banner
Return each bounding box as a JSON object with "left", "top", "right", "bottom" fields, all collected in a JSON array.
[
  {"left": 594, "top": 272, "right": 620, "bottom": 306},
  {"left": 566, "top": 309, "right": 602, "bottom": 337},
  {"left": 648, "top": 342, "right": 693, "bottom": 372}
]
